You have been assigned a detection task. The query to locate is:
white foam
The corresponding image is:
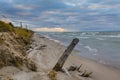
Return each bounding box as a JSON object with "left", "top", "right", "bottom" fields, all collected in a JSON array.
[
  {"left": 79, "top": 37, "right": 89, "bottom": 39},
  {"left": 49, "top": 38, "right": 61, "bottom": 43},
  {"left": 84, "top": 46, "right": 98, "bottom": 52},
  {"left": 93, "top": 53, "right": 98, "bottom": 56},
  {"left": 81, "top": 32, "right": 86, "bottom": 35},
  {"left": 99, "top": 60, "right": 106, "bottom": 64},
  {"left": 96, "top": 38, "right": 105, "bottom": 40},
  {"left": 101, "top": 35, "right": 120, "bottom": 38}
]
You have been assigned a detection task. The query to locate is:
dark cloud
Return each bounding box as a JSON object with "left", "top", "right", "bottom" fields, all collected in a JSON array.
[{"left": 0, "top": 0, "right": 120, "bottom": 31}]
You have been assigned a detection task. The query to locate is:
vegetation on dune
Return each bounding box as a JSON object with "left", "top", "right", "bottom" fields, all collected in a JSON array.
[
  {"left": 0, "top": 37, "right": 5, "bottom": 44},
  {"left": 14, "top": 27, "right": 33, "bottom": 45},
  {"left": 0, "top": 20, "right": 37, "bottom": 71},
  {"left": 0, "top": 20, "right": 33, "bottom": 45},
  {"left": 48, "top": 70, "right": 57, "bottom": 80},
  {"left": 0, "top": 21, "right": 14, "bottom": 32},
  {"left": 0, "top": 49, "right": 37, "bottom": 71}
]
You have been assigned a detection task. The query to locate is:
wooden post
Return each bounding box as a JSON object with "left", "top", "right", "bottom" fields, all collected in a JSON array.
[
  {"left": 20, "top": 22, "right": 22, "bottom": 28},
  {"left": 53, "top": 38, "right": 79, "bottom": 71},
  {"left": 26, "top": 25, "right": 28, "bottom": 29}
]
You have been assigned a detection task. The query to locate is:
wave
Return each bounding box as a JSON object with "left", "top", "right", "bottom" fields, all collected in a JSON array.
[
  {"left": 78, "top": 37, "right": 89, "bottom": 39},
  {"left": 96, "top": 38, "right": 105, "bottom": 40},
  {"left": 84, "top": 46, "right": 98, "bottom": 52},
  {"left": 100, "top": 35, "right": 120, "bottom": 38},
  {"left": 49, "top": 38, "right": 61, "bottom": 43},
  {"left": 77, "top": 32, "right": 120, "bottom": 37},
  {"left": 99, "top": 60, "right": 106, "bottom": 64},
  {"left": 38, "top": 33, "right": 63, "bottom": 45}
]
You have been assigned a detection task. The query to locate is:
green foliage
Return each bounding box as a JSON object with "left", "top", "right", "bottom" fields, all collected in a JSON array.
[
  {"left": 0, "top": 21, "right": 33, "bottom": 43},
  {"left": 0, "top": 20, "right": 33, "bottom": 45},
  {"left": 14, "top": 27, "right": 33, "bottom": 43},
  {"left": 0, "top": 20, "right": 37, "bottom": 71},
  {"left": 0, "top": 21, "right": 14, "bottom": 32}
]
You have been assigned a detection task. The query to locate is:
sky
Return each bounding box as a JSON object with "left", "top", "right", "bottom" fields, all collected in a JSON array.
[{"left": 0, "top": 0, "right": 120, "bottom": 32}]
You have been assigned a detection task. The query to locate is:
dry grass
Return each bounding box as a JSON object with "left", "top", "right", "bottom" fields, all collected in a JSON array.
[
  {"left": 0, "top": 37, "right": 5, "bottom": 44},
  {"left": 0, "top": 48, "right": 37, "bottom": 71},
  {"left": 48, "top": 70, "right": 57, "bottom": 80},
  {"left": 0, "top": 21, "right": 37, "bottom": 71}
]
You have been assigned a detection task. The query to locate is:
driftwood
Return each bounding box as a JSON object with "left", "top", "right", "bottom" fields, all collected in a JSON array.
[
  {"left": 68, "top": 64, "right": 82, "bottom": 72},
  {"left": 63, "top": 67, "right": 71, "bottom": 77},
  {"left": 53, "top": 38, "right": 79, "bottom": 71}
]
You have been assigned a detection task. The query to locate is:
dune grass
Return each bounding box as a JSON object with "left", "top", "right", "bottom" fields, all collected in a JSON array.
[
  {"left": 0, "top": 21, "right": 37, "bottom": 71},
  {"left": 0, "top": 21, "right": 14, "bottom": 32},
  {"left": 48, "top": 70, "right": 57, "bottom": 80},
  {"left": 14, "top": 27, "right": 33, "bottom": 45},
  {"left": 0, "top": 20, "right": 33, "bottom": 45}
]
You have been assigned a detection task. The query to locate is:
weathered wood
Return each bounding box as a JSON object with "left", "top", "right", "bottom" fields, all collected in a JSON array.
[{"left": 53, "top": 38, "right": 79, "bottom": 71}]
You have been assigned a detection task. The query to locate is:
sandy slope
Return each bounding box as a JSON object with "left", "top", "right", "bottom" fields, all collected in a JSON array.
[
  {"left": 0, "top": 33, "right": 120, "bottom": 80},
  {"left": 27, "top": 33, "right": 120, "bottom": 80}
]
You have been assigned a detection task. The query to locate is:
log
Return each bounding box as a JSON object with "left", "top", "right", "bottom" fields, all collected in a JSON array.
[{"left": 53, "top": 38, "right": 79, "bottom": 71}]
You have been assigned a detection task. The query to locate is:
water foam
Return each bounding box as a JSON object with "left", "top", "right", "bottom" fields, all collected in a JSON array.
[
  {"left": 84, "top": 46, "right": 98, "bottom": 52},
  {"left": 96, "top": 38, "right": 105, "bottom": 40}
]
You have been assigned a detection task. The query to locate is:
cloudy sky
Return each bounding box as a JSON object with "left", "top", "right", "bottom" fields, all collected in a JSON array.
[{"left": 0, "top": 0, "right": 120, "bottom": 32}]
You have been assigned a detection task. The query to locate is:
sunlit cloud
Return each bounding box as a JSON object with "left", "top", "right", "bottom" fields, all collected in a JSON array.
[
  {"left": 63, "top": 0, "right": 87, "bottom": 6},
  {"left": 33, "top": 27, "right": 67, "bottom": 32}
]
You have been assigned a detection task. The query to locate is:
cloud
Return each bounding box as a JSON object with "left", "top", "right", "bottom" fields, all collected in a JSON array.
[
  {"left": 0, "top": 0, "right": 120, "bottom": 31},
  {"left": 32, "top": 27, "right": 67, "bottom": 32},
  {"left": 63, "top": 0, "right": 87, "bottom": 6},
  {"left": 16, "top": 12, "right": 32, "bottom": 16},
  {"left": 13, "top": 4, "right": 34, "bottom": 10},
  {"left": 88, "top": 4, "right": 111, "bottom": 9},
  {"left": 87, "top": 3, "right": 120, "bottom": 10},
  {"left": 0, "top": 0, "right": 13, "bottom": 3}
]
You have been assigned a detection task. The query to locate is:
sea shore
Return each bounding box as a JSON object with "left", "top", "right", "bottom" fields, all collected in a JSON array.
[
  {"left": 27, "top": 33, "right": 120, "bottom": 80},
  {"left": 0, "top": 33, "right": 120, "bottom": 80}
]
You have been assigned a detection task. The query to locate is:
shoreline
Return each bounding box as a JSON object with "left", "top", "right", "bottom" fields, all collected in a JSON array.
[
  {"left": 33, "top": 33, "right": 120, "bottom": 80},
  {"left": 38, "top": 33, "right": 120, "bottom": 71},
  {"left": 1, "top": 33, "right": 120, "bottom": 80}
]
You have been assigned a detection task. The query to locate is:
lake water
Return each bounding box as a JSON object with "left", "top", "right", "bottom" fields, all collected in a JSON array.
[{"left": 38, "top": 31, "right": 120, "bottom": 69}]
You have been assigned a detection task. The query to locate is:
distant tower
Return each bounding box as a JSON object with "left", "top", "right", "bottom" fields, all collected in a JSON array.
[
  {"left": 26, "top": 25, "right": 28, "bottom": 29},
  {"left": 20, "top": 22, "right": 22, "bottom": 28}
]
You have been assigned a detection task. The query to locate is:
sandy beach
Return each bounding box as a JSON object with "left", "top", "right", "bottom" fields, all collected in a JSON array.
[
  {"left": 26, "top": 33, "right": 120, "bottom": 80},
  {"left": 0, "top": 33, "right": 120, "bottom": 80}
]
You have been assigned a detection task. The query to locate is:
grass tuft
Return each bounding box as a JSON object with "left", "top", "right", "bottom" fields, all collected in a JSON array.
[{"left": 48, "top": 70, "right": 57, "bottom": 80}]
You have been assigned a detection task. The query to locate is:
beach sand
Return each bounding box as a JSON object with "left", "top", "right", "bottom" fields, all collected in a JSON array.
[{"left": 0, "top": 33, "right": 120, "bottom": 80}]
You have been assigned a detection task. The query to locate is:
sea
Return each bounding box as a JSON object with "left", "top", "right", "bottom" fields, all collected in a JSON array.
[{"left": 38, "top": 31, "right": 120, "bottom": 69}]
